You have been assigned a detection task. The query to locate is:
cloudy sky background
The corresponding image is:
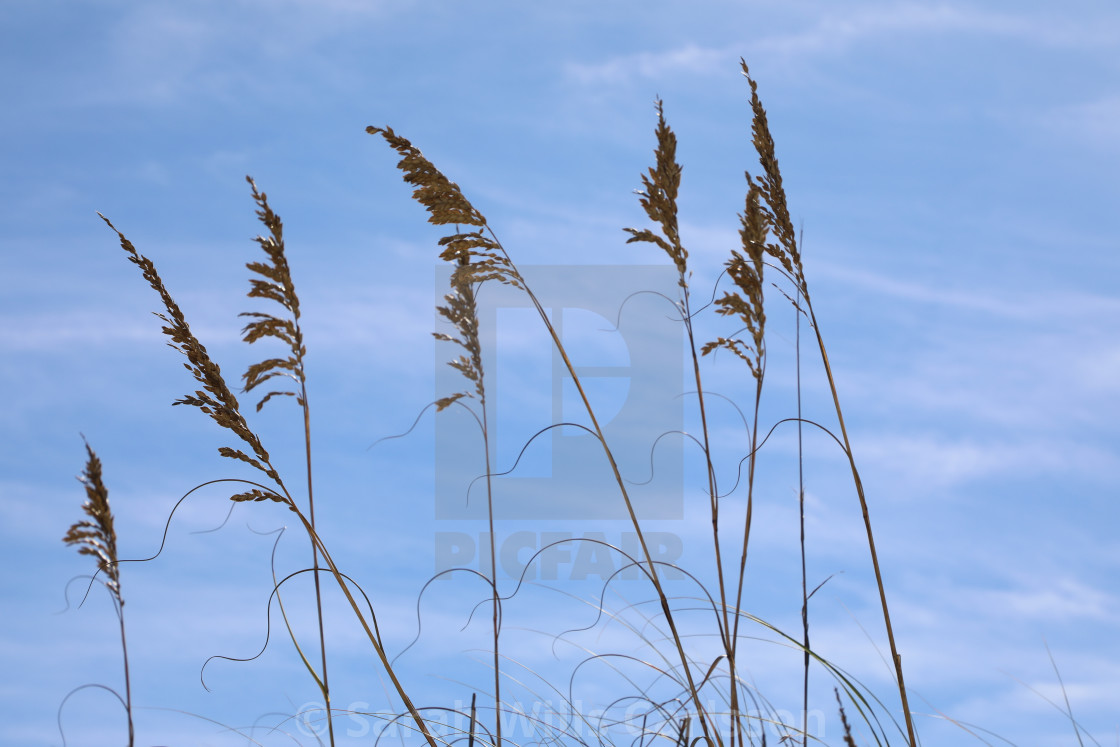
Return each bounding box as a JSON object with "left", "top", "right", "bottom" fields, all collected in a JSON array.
[{"left": 2, "top": 1, "right": 1118, "bottom": 745}]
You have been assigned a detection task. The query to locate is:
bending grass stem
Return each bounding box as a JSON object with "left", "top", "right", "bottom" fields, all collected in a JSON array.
[
  {"left": 681, "top": 288, "right": 740, "bottom": 747},
  {"left": 291, "top": 508, "right": 439, "bottom": 747},
  {"left": 117, "top": 601, "right": 134, "bottom": 747},
  {"left": 484, "top": 228, "right": 719, "bottom": 747},
  {"left": 478, "top": 413, "right": 503, "bottom": 747},
  {"left": 805, "top": 301, "right": 916, "bottom": 747},
  {"left": 299, "top": 380, "right": 335, "bottom": 746}
]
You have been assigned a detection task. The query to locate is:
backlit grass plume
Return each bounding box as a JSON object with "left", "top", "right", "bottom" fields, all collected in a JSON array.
[{"left": 63, "top": 439, "right": 134, "bottom": 747}]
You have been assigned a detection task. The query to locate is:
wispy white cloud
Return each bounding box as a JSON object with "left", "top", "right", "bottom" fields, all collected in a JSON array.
[
  {"left": 303, "top": 285, "right": 436, "bottom": 353},
  {"left": 986, "top": 577, "right": 1117, "bottom": 623},
  {"left": 755, "top": 4, "right": 1119, "bottom": 59},
  {"left": 0, "top": 310, "right": 160, "bottom": 350},
  {"left": 852, "top": 431, "right": 1116, "bottom": 491},
  {"left": 813, "top": 259, "right": 1120, "bottom": 322},
  {"left": 50, "top": 2, "right": 397, "bottom": 109},
  {"left": 0, "top": 304, "right": 241, "bottom": 351},
  {"left": 564, "top": 5, "right": 1119, "bottom": 88},
  {"left": 798, "top": 256, "right": 1120, "bottom": 439},
  {"left": 1071, "top": 342, "right": 1120, "bottom": 393},
  {"left": 565, "top": 43, "right": 730, "bottom": 86},
  {"left": 812, "top": 260, "right": 1037, "bottom": 319},
  {"left": 1042, "top": 94, "right": 1120, "bottom": 154}
]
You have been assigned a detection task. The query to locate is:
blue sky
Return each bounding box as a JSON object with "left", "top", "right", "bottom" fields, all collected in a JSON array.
[{"left": 2, "top": 1, "right": 1118, "bottom": 745}]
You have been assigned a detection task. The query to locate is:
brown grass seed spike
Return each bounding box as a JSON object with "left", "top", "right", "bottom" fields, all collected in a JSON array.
[
  {"left": 63, "top": 441, "right": 122, "bottom": 599},
  {"left": 240, "top": 176, "right": 308, "bottom": 413},
  {"left": 97, "top": 214, "right": 287, "bottom": 505},
  {"left": 433, "top": 270, "right": 486, "bottom": 412},
  {"left": 740, "top": 59, "right": 805, "bottom": 297},
  {"left": 624, "top": 99, "right": 689, "bottom": 288},
  {"left": 366, "top": 126, "right": 522, "bottom": 290},
  {"left": 703, "top": 182, "right": 769, "bottom": 380}
]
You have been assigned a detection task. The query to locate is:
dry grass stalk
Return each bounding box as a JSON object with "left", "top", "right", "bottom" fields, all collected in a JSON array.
[
  {"left": 741, "top": 61, "right": 804, "bottom": 298},
  {"left": 367, "top": 124, "right": 512, "bottom": 747},
  {"left": 64, "top": 442, "right": 122, "bottom": 597},
  {"left": 433, "top": 270, "right": 485, "bottom": 412},
  {"left": 96, "top": 213, "right": 288, "bottom": 507},
  {"left": 241, "top": 176, "right": 306, "bottom": 410},
  {"left": 836, "top": 689, "right": 859, "bottom": 747},
  {"left": 366, "top": 125, "right": 523, "bottom": 291},
  {"left": 624, "top": 100, "right": 688, "bottom": 286},
  {"left": 702, "top": 178, "right": 771, "bottom": 747},
  {"left": 625, "top": 99, "right": 742, "bottom": 747},
  {"left": 240, "top": 175, "right": 337, "bottom": 744},
  {"left": 370, "top": 112, "right": 720, "bottom": 747},
  {"left": 703, "top": 182, "right": 768, "bottom": 381},
  {"left": 739, "top": 58, "right": 916, "bottom": 746},
  {"left": 97, "top": 197, "right": 439, "bottom": 747},
  {"left": 436, "top": 251, "right": 504, "bottom": 747},
  {"left": 63, "top": 440, "right": 134, "bottom": 747}
]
